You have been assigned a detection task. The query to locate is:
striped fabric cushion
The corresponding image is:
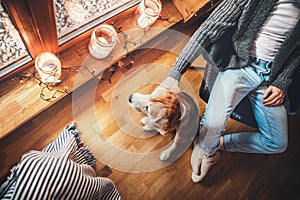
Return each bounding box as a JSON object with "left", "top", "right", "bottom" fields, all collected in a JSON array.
[{"left": 0, "top": 122, "right": 121, "bottom": 200}]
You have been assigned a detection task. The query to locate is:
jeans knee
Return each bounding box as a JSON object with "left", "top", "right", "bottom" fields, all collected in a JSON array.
[
  {"left": 263, "top": 136, "right": 288, "bottom": 153},
  {"left": 275, "top": 140, "right": 288, "bottom": 153}
]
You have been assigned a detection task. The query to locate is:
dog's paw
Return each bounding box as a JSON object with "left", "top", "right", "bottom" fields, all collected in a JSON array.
[
  {"left": 160, "top": 145, "right": 176, "bottom": 161},
  {"left": 142, "top": 125, "right": 158, "bottom": 134},
  {"left": 160, "top": 149, "right": 171, "bottom": 161},
  {"left": 143, "top": 126, "right": 152, "bottom": 131},
  {"left": 141, "top": 117, "right": 149, "bottom": 125}
]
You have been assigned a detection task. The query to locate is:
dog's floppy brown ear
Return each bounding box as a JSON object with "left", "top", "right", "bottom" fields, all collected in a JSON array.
[{"left": 152, "top": 91, "right": 181, "bottom": 135}]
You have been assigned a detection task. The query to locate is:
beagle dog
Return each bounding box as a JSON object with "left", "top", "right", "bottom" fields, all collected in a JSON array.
[{"left": 128, "top": 86, "right": 199, "bottom": 161}]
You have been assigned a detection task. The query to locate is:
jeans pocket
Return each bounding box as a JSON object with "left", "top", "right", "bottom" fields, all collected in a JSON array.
[
  {"left": 262, "top": 73, "right": 270, "bottom": 82},
  {"left": 250, "top": 58, "right": 272, "bottom": 83}
]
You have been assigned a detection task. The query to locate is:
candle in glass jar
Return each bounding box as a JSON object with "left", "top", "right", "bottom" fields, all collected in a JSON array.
[
  {"left": 88, "top": 24, "right": 117, "bottom": 59},
  {"left": 35, "top": 52, "right": 62, "bottom": 86},
  {"left": 135, "top": 0, "right": 162, "bottom": 28}
]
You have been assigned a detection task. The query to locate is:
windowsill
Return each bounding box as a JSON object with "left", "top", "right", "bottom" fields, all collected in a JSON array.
[{"left": 0, "top": 0, "right": 212, "bottom": 139}]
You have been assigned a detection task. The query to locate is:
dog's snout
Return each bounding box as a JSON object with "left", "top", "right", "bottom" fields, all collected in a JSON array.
[{"left": 128, "top": 94, "right": 133, "bottom": 103}]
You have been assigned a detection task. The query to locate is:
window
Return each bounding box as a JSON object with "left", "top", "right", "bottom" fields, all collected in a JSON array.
[
  {"left": 0, "top": 0, "right": 140, "bottom": 80},
  {"left": 0, "top": 1, "right": 31, "bottom": 77},
  {"left": 55, "top": 0, "right": 138, "bottom": 45}
]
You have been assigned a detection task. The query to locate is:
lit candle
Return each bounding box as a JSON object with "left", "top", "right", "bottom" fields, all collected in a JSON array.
[
  {"left": 88, "top": 24, "right": 117, "bottom": 59},
  {"left": 135, "top": 0, "right": 162, "bottom": 28},
  {"left": 35, "top": 52, "right": 62, "bottom": 86}
]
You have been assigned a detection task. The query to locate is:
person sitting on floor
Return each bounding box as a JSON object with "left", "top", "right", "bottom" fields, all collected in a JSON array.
[{"left": 160, "top": 0, "right": 300, "bottom": 182}]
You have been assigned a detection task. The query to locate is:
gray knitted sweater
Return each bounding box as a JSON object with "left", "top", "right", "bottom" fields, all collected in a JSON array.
[{"left": 168, "top": 0, "right": 300, "bottom": 114}]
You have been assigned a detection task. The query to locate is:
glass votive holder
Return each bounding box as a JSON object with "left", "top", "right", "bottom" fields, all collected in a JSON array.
[
  {"left": 88, "top": 24, "right": 117, "bottom": 59},
  {"left": 135, "top": 0, "right": 162, "bottom": 28},
  {"left": 35, "top": 52, "right": 62, "bottom": 86}
]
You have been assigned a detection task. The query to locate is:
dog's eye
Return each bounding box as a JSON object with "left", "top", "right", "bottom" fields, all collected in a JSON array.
[{"left": 145, "top": 106, "right": 149, "bottom": 113}]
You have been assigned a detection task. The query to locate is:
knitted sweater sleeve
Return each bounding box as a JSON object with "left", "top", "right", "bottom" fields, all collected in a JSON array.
[
  {"left": 271, "top": 46, "right": 300, "bottom": 94},
  {"left": 168, "top": 0, "right": 247, "bottom": 80}
]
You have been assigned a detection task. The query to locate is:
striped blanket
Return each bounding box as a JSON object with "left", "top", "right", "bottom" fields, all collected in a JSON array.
[{"left": 0, "top": 122, "right": 121, "bottom": 200}]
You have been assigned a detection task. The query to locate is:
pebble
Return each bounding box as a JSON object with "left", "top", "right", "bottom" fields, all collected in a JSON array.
[
  {"left": 55, "top": 0, "right": 129, "bottom": 34},
  {"left": 0, "top": 4, "right": 29, "bottom": 67}
]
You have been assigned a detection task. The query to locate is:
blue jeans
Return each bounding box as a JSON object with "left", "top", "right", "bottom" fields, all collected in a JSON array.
[{"left": 199, "top": 58, "right": 288, "bottom": 154}]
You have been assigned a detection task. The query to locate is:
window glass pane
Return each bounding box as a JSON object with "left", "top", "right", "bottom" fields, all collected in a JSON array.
[
  {"left": 55, "top": 0, "right": 140, "bottom": 45},
  {"left": 0, "top": 2, "right": 31, "bottom": 77}
]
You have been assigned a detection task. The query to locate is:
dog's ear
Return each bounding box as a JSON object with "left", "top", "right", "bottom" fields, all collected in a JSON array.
[
  {"left": 152, "top": 113, "right": 168, "bottom": 136},
  {"left": 160, "top": 117, "right": 173, "bottom": 136},
  {"left": 164, "top": 101, "right": 181, "bottom": 133},
  {"left": 152, "top": 91, "right": 181, "bottom": 135}
]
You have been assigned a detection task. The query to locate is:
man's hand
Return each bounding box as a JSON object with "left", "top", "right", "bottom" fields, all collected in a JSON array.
[
  {"left": 158, "top": 76, "right": 180, "bottom": 93},
  {"left": 263, "top": 86, "right": 285, "bottom": 106}
]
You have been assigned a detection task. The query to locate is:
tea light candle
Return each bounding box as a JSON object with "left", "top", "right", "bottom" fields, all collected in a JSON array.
[
  {"left": 135, "top": 0, "right": 162, "bottom": 28},
  {"left": 35, "top": 52, "right": 62, "bottom": 86},
  {"left": 88, "top": 24, "right": 117, "bottom": 59}
]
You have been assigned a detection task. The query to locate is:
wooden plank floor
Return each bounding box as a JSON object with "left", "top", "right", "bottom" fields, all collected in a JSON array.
[{"left": 1, "top": 23, "right": 300, "bottom": 200}]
